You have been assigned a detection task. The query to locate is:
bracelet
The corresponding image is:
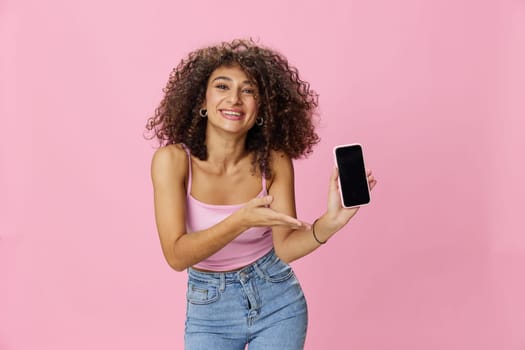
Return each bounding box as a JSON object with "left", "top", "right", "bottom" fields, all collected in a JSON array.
[{"left": 312, "top": 218, "right": 327, "bottom": 245}]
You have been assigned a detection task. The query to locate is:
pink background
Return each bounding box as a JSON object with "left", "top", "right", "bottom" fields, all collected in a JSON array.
[{"left": 1, "top": 0, "right": 524, "bottom": 349}]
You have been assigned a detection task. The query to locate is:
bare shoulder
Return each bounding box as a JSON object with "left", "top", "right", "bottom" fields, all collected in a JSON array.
[
  {"left": 267, "top": 150, "right": 296, "bottom": 212},
  {"left": 269, "top": 150, "right": 293, "bottom": 173},
  {"left": 151, "top": 144, "right": 188, "bottom": 184},
  {"left": 267, "top": 150, "right": 294, "bottom": 191}
]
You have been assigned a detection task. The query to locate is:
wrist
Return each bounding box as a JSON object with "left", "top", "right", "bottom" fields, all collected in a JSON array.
[
  {"left": 312, "top": 218, "right": 327, "bottom": 244},
  {"left": 319, "top": 212, "right": 343, "bottom": 233},
  {"left": 312, "top": 214, "right": 338, "bottom": 244},
  {"left": 229, "top": 209, "right": 250, "bottom": 233}
]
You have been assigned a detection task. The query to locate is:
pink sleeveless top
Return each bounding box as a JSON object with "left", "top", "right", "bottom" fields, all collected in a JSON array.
[{"left": 182, "top": 146, "right": 273, "bottom": 271}]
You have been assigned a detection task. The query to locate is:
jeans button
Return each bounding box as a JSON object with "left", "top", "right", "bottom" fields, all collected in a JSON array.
[{"left": 239, "top": 271, "right": 247, "bottom": 282}]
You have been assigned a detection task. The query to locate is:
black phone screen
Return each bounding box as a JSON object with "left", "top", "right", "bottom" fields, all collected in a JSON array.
[{"left": 334, "top": 144, "right": 370, "bottom": 207}]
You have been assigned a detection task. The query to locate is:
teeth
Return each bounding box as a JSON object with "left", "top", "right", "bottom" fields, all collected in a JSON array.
[{"left": 223, "top": 111, "right": 241, "bottom": 116}]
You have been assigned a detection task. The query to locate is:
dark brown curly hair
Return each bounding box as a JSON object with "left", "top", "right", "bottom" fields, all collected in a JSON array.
[{"left": 145, "top": 39, "right": 320, "bottom": 178}]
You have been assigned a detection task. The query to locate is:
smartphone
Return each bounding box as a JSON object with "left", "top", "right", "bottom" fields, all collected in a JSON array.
[{"left": 333, "top": 144, "right": 371, "bottom": 208}]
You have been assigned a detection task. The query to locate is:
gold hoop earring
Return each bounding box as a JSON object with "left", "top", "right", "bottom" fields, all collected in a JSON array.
[{"left": 199, "top": 109, "right": 207, "bottom": 117}]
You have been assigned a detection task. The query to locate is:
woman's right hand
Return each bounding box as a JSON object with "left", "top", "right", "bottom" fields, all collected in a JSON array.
[
  {"left": 236, "top": 195, "right": 308, "bottom": 231},
  {"left": 322, "top": 167, "right": 377, "bottom": 233}
]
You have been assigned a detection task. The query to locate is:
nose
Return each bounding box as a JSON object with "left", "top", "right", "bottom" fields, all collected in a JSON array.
[{"left": 227, "top": 89, "right": 242, "bottom": 105}]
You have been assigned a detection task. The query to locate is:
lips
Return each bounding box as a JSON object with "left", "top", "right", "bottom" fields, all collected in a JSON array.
[{"left": 220, "top": 109, "right": 244, "bottom": 121}]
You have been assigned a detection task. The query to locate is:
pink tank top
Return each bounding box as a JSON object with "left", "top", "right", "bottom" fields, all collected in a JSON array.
[{"left": 182, "top": 145, "right": 273, "bottom": 271}]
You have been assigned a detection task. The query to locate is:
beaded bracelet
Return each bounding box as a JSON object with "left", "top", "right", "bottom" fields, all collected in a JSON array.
[{"left": 312, "top": 218, "right": 327, "bottom": 244}]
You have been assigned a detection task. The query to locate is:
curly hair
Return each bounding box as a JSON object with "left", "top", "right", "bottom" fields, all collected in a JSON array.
[{"left": 145, "top": 39, "right": 320, "bottom": 178}]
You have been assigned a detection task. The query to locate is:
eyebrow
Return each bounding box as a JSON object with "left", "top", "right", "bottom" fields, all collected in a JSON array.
[{"left": 212, "top": 76, "right": 255, "bottom": 85}]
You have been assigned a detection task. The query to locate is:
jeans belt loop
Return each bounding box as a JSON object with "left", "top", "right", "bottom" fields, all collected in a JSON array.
[
  {"left": 219, "top": 273, "right": 226, "bottom": 292},
  {"left": 253, "top": 262, "right": 266, "bottom": 280}
]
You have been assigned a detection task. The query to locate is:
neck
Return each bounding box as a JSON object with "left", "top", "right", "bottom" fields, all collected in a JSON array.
[{"left": 204, "top": 131, "right": 248, "bottom": 170}]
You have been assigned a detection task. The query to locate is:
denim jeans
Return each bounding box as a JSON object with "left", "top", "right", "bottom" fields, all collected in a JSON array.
[{"left": 185, "top": 249, "right": 308, "bottom": 349}]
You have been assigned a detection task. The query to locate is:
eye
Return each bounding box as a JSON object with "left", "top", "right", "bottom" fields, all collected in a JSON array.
[
  {"left": 242, "top": 88, "right": 255, "bottom": 94},
  {"left": 215, "top": 84, "right": 229, "bottom": 90}
]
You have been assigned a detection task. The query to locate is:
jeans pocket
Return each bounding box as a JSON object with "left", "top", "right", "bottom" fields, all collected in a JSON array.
[
  {"left": 186, "top": 282, "right": 220, "bottom": 305},
  {"left": 264, "top": 257, "right": 294, "bottom": 283}
]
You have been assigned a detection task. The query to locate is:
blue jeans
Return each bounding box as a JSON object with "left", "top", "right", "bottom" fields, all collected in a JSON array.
[{"left": 185, "top": 249, "right": 308, "bottom": 349}]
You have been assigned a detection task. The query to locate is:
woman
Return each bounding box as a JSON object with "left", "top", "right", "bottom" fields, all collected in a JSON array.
[{"left": 147, "top": 39, "right": 376, "bottom": 349}]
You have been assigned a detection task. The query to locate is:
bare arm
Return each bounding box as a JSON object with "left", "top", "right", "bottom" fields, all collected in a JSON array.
[
  {"left": 269, "top": 152, "right": 377, "bottom": 263},
  {"left": 151, "top": 145, "right": 305, "bottom": 271}
]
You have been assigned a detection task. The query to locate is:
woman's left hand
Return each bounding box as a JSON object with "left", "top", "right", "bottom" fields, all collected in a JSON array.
[{"left": 324, "top": 167, "right": 377, "bottom": 231}]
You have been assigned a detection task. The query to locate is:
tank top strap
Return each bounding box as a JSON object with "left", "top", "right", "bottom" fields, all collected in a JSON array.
[
  {"left": 180, "top": 144, "right": 192, "bottom": 195},
  {"left": 261, "top": 171, "right": 268, "bottom": 195}
]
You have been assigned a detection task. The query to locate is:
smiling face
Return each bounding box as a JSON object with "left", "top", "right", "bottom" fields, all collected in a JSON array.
[{"left": 202, "top": 64, "right": 259, "bottom": 136}]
